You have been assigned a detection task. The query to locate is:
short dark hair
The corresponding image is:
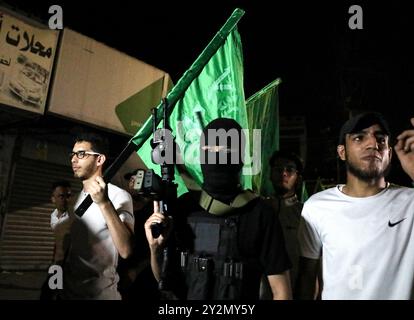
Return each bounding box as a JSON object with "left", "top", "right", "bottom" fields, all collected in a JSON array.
[
  {"left": 74, "top": 132, "right": 109, "bottom": 155},
  {"left": 269, "top": 150, "right": 304, "bottom": 175},
  {"left": 51, "top": 180, "right": 71, "bottom": 193}
]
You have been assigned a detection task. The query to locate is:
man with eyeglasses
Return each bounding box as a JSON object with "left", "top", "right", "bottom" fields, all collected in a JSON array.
[
  {"left": 260, "top": 150, "right": 304, "bottom": 299},
  {"left": 61, "top": 132, "right": 134, "bottom": 300}
]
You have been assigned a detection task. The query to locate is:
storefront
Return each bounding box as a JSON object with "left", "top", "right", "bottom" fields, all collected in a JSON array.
[{"left": 0, "top": 7, "right": 171, "bottom": 270}]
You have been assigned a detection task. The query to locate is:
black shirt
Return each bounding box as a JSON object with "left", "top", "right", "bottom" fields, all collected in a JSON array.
[{"left": 164, "top": 191, "right": 291, "bottom": 299}]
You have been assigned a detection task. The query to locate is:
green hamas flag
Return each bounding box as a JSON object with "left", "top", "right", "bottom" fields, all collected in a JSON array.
[
  {"left": 246, "top": 78, "right": 281, "bottom": 197},
  {"left": 131, "top": 9, "right": 250, "bottom": 197},
  {"left": 301, "top": 181, "right": 309, "bottom": 202},
  {"left": 313, "top": 177, "right": 326, "bottom": 193}
]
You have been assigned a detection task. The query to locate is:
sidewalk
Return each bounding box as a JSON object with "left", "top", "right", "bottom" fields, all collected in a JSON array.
[{"left": 0, "top": 270, "right": 47, "bottom": 300}]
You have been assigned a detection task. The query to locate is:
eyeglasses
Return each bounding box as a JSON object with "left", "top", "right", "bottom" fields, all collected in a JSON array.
[
  {"left": 272, "top": 165, "right": 298, "bottom": 175},
  {"left": 70, "top": 150, "right": 101, "bottom": 159}
]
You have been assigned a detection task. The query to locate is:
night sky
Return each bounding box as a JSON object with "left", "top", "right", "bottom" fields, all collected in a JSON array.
[{"left": 3, "top": 0, "right": 414, "bottom": 184}]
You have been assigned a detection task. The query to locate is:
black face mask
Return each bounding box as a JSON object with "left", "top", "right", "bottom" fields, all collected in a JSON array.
[
  {"left": 200, "top": 118, "right": 244, "bottom": 203},
  {"left": 201, "top": 163, "right": 242, "bottom": 203}
]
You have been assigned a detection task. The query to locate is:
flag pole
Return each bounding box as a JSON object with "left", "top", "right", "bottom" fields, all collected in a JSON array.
[
  {"left": 245, "top": 78, "right": 282, "bottom": 104},
  {"left": 131, "top": 8, "right": 245, "bottom": 150},
  {"left": 75, "top": 8, "right": 245, "bottom": 217}
]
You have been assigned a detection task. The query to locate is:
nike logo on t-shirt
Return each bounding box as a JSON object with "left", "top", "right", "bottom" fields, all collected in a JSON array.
[{"left": 388, "top": 218, "right": 407, "bottom": 227}]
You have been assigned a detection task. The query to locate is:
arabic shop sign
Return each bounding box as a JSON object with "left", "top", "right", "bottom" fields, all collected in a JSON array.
[{"left": 0, "top": 10, "right": 59, "bottom": 114}]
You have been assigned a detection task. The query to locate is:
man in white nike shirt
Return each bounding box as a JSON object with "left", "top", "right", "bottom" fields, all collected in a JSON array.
[{"left": 296, "top": 113, "right": 414, "bottom": 300}]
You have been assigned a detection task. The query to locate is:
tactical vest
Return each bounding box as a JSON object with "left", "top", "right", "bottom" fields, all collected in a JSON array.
[{"left": 180, "top": 190, "right": 259, "bottom": 300}]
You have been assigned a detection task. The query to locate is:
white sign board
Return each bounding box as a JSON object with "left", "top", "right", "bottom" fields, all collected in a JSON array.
[{"left": 0, "top": 10, "right": 59, "bottom": 114}]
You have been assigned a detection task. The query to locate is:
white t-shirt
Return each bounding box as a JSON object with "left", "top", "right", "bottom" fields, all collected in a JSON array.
[
  {"left": 299, "top": 184, "right": 414, "bottom": 300},
  {"left": 50, "top": 210, "right": 71, "bottom": 231},
  {"left": 62, "top": 183, "right": 134, "bottom": 300}
]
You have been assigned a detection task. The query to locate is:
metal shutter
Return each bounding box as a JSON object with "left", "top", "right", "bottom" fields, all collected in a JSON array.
[{"left": 0, "top": 158, "right": 81, "bottom": 270}]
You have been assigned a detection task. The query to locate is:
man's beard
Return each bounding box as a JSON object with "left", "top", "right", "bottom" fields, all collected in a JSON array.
[
  {"left": 73, "top": 163, "right": 96, "bottom": 181},
  {"left": 345, "top": 156, "right": 391, "bottom": 182},
  {"left": 74, "top": 170, "right": 87, "bottom": 180}
]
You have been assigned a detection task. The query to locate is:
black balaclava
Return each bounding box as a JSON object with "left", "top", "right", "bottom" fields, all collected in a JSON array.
[{"left": 200, "top": 118, "right": 245, "bottom": 203}]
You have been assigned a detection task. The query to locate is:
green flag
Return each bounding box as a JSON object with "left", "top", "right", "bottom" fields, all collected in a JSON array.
[
  {"left": 131, "top": 9, "right": 250, "bottom": 196},
  {"left": 246, "top": 78, "right": 281, "bottom": 197},
  {"left": 301, "top": 180, "right": 309, "bottom": 202},
  {"left": 313, "top": 177, "right": 326, "bottom": 194}
]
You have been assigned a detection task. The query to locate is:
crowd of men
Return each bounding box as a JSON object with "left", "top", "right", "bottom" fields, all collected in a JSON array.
[{"left": 42, "top": 113, "right": 414, "bottom": 300}]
